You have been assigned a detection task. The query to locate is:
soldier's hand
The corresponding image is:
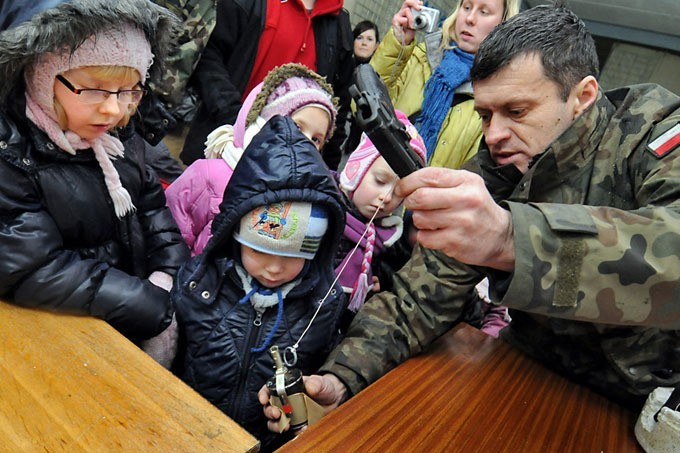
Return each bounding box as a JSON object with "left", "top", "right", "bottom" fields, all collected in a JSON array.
[
  {"left": 304, "top": 374, "right": 348, "bottom": 410},
  {"left": 396, "top": 167, "right": 515, "bottom": 271},
  {"left": 259, "top": 374, "right": 347, "bottom": 433}
]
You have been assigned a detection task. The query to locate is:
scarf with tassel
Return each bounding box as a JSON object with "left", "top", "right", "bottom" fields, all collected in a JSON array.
[{"left": 25, "top": 93, "right": 136, "bottom": 218}]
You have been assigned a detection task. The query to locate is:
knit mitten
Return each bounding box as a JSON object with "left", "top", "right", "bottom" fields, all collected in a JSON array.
[
  {"left": 140, "top": 314, "right": 178, "bottom": 369},
  {"left": 140, "top": 271, "right": 177, "bottom": 368}
]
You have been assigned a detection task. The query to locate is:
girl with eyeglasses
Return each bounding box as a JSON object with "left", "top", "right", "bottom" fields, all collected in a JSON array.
[{"left": 0, "top": 0, "right": 190, "bottom": 367}]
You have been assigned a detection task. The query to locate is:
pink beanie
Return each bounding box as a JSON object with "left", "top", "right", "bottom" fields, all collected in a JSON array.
[
  {"left": 259, "top": 76, "right": 337, "bottom": 140},
  {"left": 340, "top": 110, "right": 426, "bottom": 194},
  {"left": 25, "top": 23, "right": 153, "bottom": 119},
  {"left": 23, "top": 23, "right": 153, "bottom": 219}
]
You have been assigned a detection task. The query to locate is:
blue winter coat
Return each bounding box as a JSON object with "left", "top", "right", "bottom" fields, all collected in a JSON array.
[{"left": 172, "top": 115, "right": 347, "bottom": 446}]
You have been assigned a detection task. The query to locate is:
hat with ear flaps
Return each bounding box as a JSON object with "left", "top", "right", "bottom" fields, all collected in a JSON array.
[
  {"left": 0, "top": 0, "right": 178, "bottom": 103},
  {"left": 0, "top": 0, "right": 178, "bottom": 218},
  {"left": 246, "top": 63, "right": 339, "bottom": 142}
]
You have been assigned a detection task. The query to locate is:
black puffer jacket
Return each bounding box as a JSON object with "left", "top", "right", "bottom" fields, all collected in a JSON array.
[
  {"left": 0, "top": 0, "right": 189, "bottom": 340},
  {"left": 172, "top": 115, "right": 346, "bottom": 447}
]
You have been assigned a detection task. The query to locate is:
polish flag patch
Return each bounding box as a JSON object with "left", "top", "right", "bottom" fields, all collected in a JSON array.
[{"left": 647, "top": 123, "right": 680, "bottom": 158}]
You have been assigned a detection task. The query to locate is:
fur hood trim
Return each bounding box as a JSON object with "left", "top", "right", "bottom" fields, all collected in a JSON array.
[{"left": 0, "top": 0, "right": 178, "bottom": 101}]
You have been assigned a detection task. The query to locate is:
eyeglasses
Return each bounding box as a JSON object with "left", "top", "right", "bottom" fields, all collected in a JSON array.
[{"left": 56, "top": 75, "right": 146, "bottom": 105}]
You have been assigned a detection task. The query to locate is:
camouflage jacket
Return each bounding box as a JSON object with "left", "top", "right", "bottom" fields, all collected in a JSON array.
[
  {"left": 149, "top": 0, "right": 217, "bottom": 107},
  {"left": 320, "top": 83, "right": 680, "bottom": 408}
]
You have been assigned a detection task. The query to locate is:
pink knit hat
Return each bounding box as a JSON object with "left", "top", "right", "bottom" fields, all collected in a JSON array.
[
  {"left": 23, "top": 23, "right": 153, "bottom": 218},
  {"left": 259, "top": 76, "right": 337, "bottom": 139},
  {"left": 25, "top": 23, "right": 153, "bottom": 117},
  {"left": 340, "top": 110, "right": 426, "bottom": 194},
  {"left": 246, "top": 64, "right": 338, "bottom": 143}
]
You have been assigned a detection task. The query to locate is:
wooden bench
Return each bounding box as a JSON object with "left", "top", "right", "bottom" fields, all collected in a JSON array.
[{"left": 0, "top": 300, "right": 259, "bottom": 451}]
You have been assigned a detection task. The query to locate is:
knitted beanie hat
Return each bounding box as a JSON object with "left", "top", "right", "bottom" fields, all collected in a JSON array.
[
  {"left": 25, "top": 22, "right": 153, "bottom": 114},
  {"left": 234, "top": 201, "right": 329, "bottom": 260},
  {"left": 247, "top": 63, "right": 338, "bottom": 142},
  {"left": 340, "top": 110, "right": 426, "bottom": 194}
]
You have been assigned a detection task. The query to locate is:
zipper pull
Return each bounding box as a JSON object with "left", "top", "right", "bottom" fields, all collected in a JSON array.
[{"left": 254, "top": 310, "right": 263, "bottom": 327}]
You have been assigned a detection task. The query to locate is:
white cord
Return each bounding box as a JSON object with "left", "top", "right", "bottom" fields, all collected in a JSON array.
[
  {"left": 389, "top": 26, "right": 408, "bottom": 86},
  {"left": 288, "top": 182, "right": 399, "bottom": 360}
]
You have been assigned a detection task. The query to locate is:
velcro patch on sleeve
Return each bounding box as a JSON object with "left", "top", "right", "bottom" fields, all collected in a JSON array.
[{"left": 647, "top": 123, "right": 680, "bottom": 158}]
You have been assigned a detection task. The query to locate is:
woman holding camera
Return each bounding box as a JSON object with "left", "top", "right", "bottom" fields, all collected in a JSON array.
[{"left": 371, "top": 0, "right": 520, "bottom": 168}]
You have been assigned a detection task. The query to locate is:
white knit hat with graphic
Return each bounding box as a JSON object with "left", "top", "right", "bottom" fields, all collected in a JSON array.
[{"left": 234, "top": 201, "right": 328, "bottom": 260}]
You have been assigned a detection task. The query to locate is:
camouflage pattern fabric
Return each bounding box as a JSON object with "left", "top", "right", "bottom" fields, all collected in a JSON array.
[
  {"left": 150, "top": 0, "right": 217, "bottom": 107},
  {"left": 320, "top": 83, "right": 680, "bottom": 408}
]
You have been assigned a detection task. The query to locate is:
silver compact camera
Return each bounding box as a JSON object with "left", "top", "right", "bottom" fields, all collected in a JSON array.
[{"left": 410, "top": 6, "right": 440, "bottom": 33}]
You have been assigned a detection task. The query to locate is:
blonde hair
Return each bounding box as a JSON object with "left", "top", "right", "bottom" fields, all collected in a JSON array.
[
  {"left": 54, "top": 65, "right": 142, "bottom": 129},
  {"left": 440, "top": 0, "right": 521, "bottom": 50}
]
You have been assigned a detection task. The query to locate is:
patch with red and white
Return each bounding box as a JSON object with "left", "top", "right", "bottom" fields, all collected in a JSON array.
[{"left": 647, "top": 123, "right": 680, "bottom": 158}]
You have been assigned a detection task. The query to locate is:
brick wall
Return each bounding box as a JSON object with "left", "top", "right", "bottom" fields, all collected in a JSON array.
[{"left": 344, "top": 0, "right": 460, "bottom": 40}]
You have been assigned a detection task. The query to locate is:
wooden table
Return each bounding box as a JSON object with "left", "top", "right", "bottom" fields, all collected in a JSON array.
[
  {"left": 279, "top": 324, "right": 640, "bottom": 452},
  {"left": 0, "top": 300, "right": 259, "bottom": 451}
]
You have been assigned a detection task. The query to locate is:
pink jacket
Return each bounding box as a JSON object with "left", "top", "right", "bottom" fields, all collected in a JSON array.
[
  {"left": 165, "top": 82, "right": 263, "bottom": 255},
  {"left": 165, "top": 159, "right": 234, "bottom": 255}
]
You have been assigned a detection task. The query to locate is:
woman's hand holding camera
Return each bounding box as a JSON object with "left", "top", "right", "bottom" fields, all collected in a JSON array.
[{"left": 392, "top": 0, "right": 422, "bottom": 45}]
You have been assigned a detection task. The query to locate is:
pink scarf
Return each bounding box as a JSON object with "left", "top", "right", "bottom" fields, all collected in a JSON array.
[{"left": 25, "top": 92, "right": 136, "bottom": 218}]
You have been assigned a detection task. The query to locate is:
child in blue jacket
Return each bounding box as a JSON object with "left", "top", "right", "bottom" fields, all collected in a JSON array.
[{"left": 171, "top": 115, "right": 346, "bottom": 449}]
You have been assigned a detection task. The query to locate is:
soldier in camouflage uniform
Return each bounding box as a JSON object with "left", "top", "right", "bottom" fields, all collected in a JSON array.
[{"left": 257, "top": 4, "right": 680, "bottom": 425}]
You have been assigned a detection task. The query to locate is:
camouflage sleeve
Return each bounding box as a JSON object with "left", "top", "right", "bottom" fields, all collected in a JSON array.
[
  {"left": 151, "top": 0, "right": 217, "bottom": 106},
  {"left": 502, "top": 136, "right": 680, "bottom": 329},
  {"left": 319, "top": 244, "right": 482, "bottom": 396}
]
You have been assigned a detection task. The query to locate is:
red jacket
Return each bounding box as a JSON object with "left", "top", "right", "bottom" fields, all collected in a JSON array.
[{"left": 245, "top": 0, "right": 343, "bottom": 97}]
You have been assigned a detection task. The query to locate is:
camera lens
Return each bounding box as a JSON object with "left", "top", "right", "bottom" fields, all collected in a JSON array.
[{"left": 414, "top": 15, "right": 427, "bottom": 29}]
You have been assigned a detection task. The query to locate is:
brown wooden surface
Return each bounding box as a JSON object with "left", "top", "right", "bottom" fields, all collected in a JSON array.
[
  {"left": 279, "top": 324, "right": 641, "bottom": 452},
  {"left": 0, "top": 300, "right": 259, "bottom": 452}
]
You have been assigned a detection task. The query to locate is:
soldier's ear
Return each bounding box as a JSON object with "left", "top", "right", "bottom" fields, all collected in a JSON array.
[{"left": 571, "top": 76, "right": 598, "bottom": 119}]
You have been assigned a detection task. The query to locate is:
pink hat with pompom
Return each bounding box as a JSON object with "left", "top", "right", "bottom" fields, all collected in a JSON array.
[
  {"left": 340, "top": 110, "right": 426, "bottom": 195},
  {"left": 259, "top": 77, "right": 336, "bottom": 139}
]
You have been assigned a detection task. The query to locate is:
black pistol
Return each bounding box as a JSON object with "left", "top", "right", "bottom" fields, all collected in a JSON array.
[{"left": 348, "top": 64, "right": 424, "bottom": 178}]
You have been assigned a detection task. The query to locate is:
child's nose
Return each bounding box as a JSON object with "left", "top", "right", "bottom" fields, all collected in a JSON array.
[
  {"left": 266, "top": 257, "right": 284, "bottom": 274},
  {"left": 379, "top": 191, "right": 392, "bottom": 204},
  {"left": 98, "top": 94, "right": 122, "bottom": 115}
]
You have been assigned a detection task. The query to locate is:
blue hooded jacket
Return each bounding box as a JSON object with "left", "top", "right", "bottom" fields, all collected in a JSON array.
[{"left": 171, "top": 115, "right": 347, "bottom": 446}]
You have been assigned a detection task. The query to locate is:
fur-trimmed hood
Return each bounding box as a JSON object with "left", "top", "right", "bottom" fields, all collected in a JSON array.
[{"left": 0, "top": 0, "right": 178, "bottom": 102}]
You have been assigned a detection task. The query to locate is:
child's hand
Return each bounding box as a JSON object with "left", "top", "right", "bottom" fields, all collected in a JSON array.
[
  {"left": 372, "top": 275, "right": 381, "bottom": 293},
  {"left": 258, "top": 383, "right": 290, "bottom": 434}
]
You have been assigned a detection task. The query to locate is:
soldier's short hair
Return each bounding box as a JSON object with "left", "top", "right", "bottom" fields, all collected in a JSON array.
[{"left": 470, "top": 3, "right": 599, "bottom": 101}]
